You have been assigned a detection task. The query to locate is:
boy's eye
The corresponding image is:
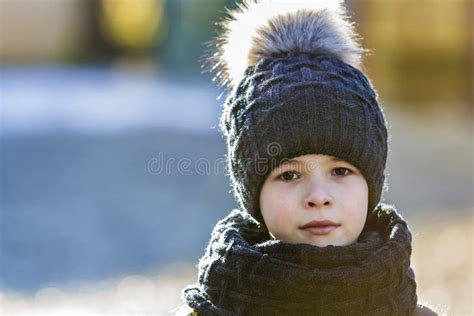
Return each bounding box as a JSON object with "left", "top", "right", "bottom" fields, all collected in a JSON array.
[
  {"left": 332, "top": 167, "right": 351, "bottom": 176},
  {"left": 278, "top": 171, "right": 299, "bottom": 181}
]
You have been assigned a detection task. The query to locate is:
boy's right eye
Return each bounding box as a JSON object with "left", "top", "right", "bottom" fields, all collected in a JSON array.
[{"left": 278, "top": 171, "right": 299, "bottom": 181}]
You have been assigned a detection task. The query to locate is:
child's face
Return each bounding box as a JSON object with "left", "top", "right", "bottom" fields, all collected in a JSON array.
[{"left": 259, "top": 154, "right": 368, "bottom": 247}]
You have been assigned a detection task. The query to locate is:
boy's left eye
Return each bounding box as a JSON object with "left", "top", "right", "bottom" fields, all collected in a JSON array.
[
  {"left": 332, "top": 167, "right": 351, "bottom": 176},
  {"left": 278, "top": 170, "right": 300, "bottom": 181}
]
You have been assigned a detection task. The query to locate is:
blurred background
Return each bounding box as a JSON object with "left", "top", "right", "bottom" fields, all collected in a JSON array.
[{"left": 0, "top": 0, "right": 472, "bottom": 315}]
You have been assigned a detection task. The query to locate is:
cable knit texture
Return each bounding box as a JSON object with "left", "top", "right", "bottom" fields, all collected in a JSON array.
[{"left": 182, "top": 203, "right": 418, "bottom": 315}]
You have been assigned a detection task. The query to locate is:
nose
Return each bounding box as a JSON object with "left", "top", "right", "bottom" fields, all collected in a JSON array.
[{"left": 303, "top": 179, "right": 333, "bottom": 209}]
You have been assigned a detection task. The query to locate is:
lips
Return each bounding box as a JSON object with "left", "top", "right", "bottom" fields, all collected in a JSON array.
[{"left": 299, "top": 220, "right": 340, "bottom": 236}]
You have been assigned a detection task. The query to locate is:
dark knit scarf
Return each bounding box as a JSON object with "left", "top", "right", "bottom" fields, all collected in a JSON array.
[{"left": 183, "top": 204, "right": 418, "bottom": 315}]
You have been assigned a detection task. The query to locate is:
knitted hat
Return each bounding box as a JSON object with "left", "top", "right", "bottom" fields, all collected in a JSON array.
[{"left": 206, "top": 0, "right": 388, "bottom": 222}]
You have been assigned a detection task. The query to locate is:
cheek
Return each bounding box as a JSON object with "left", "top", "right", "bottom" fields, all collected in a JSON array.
[
  {"left": 340, "top": 178, "right": 368, "bottom": 231},
  {"left": 260, "top": 186, "right": 295, "bottom": 233}
]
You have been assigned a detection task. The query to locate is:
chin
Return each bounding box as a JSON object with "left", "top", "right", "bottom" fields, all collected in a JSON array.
[
  {"left": 310, "top": 240, "right": 334, "bottom": 247},
  {"left": 308, "top": 238, "right": 352, "bottom": 247}
]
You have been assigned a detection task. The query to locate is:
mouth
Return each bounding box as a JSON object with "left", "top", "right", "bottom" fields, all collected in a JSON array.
[{"left": 299, "top": 220, "right": 340, "bottom": 236}]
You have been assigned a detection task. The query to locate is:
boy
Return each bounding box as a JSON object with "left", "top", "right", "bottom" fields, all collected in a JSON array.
[{"left": 178, "top": 0, "right": 438, "bottom": 314}]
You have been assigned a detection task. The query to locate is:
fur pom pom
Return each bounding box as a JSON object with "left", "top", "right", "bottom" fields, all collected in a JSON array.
[{"left": 205, "top": 0, "right": 366, "bottom": 88}]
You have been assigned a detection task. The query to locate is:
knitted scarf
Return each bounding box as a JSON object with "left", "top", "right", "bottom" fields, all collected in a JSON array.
[{"left": 182, "top": 204, "right": 418, "bottom": 315}]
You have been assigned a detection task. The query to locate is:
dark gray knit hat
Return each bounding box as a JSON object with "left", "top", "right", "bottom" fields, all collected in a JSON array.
[{"left": 207, "top": 0, "right": 388, "bottom": 222}]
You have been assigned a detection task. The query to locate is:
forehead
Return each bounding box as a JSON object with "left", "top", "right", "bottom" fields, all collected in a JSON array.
[
  {"left": 269, "top": 154, "right": 346, "bottom": 174},
  {"left": 280, "top": 155, "right": 345, "bottom": 166},
  {"left": 286, "top": 156, "right": 344, "bottom": 164}
]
